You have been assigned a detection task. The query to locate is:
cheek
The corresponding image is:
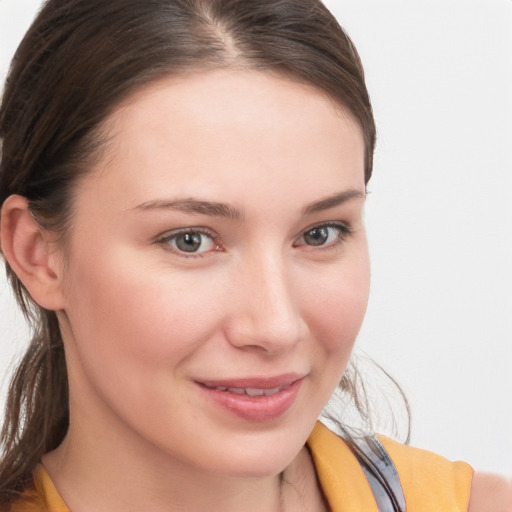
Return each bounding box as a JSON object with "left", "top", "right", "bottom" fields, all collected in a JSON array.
[
  {"left": 62, "top": 245, "right": 224, "bottom": 370},
  {"left": 292, "top": 247, "right": 370, "bottom": 419},
  {"left": 301, "top": 251, "right": 370, "bottom": 357},
  {"left": 62, "top": 232, "right": 369, "bottom": 387}
]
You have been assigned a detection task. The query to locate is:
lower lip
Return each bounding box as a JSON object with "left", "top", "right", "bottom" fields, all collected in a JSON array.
[{"left": 197, "top": 379, "right": 303, "bottom": 422}]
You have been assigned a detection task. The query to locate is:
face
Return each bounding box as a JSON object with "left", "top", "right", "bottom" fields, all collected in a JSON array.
[{"left": 56, "top": 70, "right": 370, "bottom": 478}]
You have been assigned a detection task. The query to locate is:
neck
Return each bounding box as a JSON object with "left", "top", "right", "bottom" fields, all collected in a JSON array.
[
  {"left": 42, "top": 424, "right": 327, "bottom": 512},
  {"left": 43, "top": 424, "right": 290, "bottom": 512}
]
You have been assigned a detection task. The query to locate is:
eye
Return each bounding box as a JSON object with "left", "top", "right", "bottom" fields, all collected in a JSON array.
[
  {"left": 160, "top": 229, "right": 218, "bottom": 254},
  {"left": 295, "top": 223, "right": 350, "bottom": 248}
]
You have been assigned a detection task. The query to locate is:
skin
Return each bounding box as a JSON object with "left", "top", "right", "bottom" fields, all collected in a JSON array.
[
  {"left": 1, "top": 70, "right": 509, "bottom": 511},
  {"left": 26, "top": 70, "right": 368, "bottom": 512},
  {"left": 468, "top": 473, "right": 512, "bottom": 512}
]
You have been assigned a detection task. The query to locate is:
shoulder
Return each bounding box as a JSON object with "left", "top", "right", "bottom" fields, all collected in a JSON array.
[
  {"left": 378, "top": 434, "right": 474, "bottom": 511},
  {"left": 6, "top": 465, "right": 69, "bottom": 512},
  {"left": 308, "top": 422, "right": 475, "bottom": 511},
  {"left": 467, "top": 472, "right": 512, "bottom": 512},
  {"left": 379, "top": 436, "right": 512, "bottom": 512}
]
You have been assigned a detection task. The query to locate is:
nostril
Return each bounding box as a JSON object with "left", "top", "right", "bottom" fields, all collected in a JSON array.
[
  {"left": 224, "top": 306, "right": 305, "bottom": 353},
  {"left": 224, "top": 261, "right": 306, "bottom": 352}
]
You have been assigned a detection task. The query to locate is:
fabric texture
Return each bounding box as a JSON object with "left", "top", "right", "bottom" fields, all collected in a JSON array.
[
  {"left": 8, "top": 421, "right": 473, "bottom": 512},
  {"left": 307, "top": 421, "right": 474, "bottom": 511},
  {"left": 9, "top": 465, "right": 69, "bottom": 512}
]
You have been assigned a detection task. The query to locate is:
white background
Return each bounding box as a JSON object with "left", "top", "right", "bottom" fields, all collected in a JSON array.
[{"left": 1, "top": 0, "right": 511, "bottom": 475}]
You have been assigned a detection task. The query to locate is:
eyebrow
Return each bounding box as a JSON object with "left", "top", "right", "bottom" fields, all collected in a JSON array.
[
  {"left": 133, "top": 198, "right": 244, "bottom": 221},
  {"left": 301, "top": 188, "right": 366, "bottom": 215},
  {"left": 133, "top": 188, "right": 365, "bottom": 221}
]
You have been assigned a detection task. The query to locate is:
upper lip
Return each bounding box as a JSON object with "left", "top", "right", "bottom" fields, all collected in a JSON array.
[{"left": 196, "top": 373, "right": 305, "bottom": 390}]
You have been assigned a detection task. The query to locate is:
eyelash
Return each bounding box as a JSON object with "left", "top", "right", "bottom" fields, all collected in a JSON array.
[
  {"left": 293, "top": 222, "right": 352, "bottom": 250},
  {"left": 157, "top": 227, "right": 221, "bottom": 259},
  {"left": 157, "top": 222, "right": 352, "bottom": 259}
]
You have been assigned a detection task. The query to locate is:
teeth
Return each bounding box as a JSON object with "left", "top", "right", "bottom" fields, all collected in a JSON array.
[
  {"left": 218, "top": 386, "right": 283, "bottom": 396},
  {"left": 245, "top": 388, "right": 265, "bottom": 396},
  {"left": 227, "top": 387, "right": 245, "bottom": 395},
  {"left": 204, "top": 383, "right": 287, "bottom": 396}
]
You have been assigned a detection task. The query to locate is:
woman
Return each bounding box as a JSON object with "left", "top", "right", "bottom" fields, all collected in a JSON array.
[{"left": 0, "top": 1, "right": 509, "bottom": 511}]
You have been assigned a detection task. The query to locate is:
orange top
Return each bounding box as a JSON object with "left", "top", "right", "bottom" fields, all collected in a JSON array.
[
  {"left": 307, "top": 421, "right": 473, "bottom": 511},
  {"left": 9, "top": 421, "right": 473, "bottom": 512}
]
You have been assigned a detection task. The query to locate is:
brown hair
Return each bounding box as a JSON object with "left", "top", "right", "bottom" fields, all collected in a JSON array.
[{"left": 0, "top": 0, "right": 378, "bottom": 506}]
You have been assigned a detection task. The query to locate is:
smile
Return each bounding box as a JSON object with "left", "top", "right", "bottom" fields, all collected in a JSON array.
[
  {"left": 196, "top": 374, "right": 305, "bottom": 422},
  {"left": 202, "top": 384, "right": 287, "bottom": 396}
]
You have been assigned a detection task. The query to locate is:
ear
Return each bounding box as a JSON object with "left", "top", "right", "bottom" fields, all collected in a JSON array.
[{"left": 0, "top": 195, "right": 66, "bottom": 311}]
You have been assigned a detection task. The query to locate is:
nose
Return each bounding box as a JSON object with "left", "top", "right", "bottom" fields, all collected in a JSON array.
[{"left": 224, "top": 253, "right": 307, "bottom": 354}]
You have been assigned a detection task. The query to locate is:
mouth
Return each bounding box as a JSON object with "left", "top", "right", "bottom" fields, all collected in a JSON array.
[
  {"left": 201, "top": 384, "right": 288, "bottom": 396},
  {"left": 195, "top": 374, "right": 305, "bottom": 422}
]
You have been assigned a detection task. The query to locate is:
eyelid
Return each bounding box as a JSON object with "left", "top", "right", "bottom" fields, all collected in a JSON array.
[
  {"left": 156, "top": 226, "right": 222, "bottom": 257},
  {"left": 154, "top": 221, "right": 351, "bottom": 257},
  {"left": 293, "top": 221, "right": 352, "bottom": 248}
]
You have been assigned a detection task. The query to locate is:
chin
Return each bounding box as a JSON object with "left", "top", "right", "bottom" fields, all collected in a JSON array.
[
  {"left": 211, "top": 451, "right": 297, "bottom": 479},
  {"left": 193, "top": 424, "right": 310, "bottom": 479}
]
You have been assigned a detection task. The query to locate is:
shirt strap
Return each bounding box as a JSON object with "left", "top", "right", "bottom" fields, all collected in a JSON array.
[{"left": 348, "top": 435, "right": 407, "bottom": 512}]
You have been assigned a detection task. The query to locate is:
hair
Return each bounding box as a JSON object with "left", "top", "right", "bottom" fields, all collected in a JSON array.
[{"left": 0, "top": 0, "right": 391, "bottom": 507}]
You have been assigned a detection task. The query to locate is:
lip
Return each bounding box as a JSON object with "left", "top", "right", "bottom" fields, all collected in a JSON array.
[{"left": 195, "top": 373, "right": 305, "bottom": 422}]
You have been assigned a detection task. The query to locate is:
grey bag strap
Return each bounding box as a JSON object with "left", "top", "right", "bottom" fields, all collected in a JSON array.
[{"left": 348, "top": 435, "right": 407, "bottom": 512}]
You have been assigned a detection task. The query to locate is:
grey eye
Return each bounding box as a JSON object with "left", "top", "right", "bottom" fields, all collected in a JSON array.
[
  {"left": 297, "top": 224, "right": 349, "bottom": 248},
  {"left": 167, "top": 231, "right": 216, "bottom": 253},
  {"left": 303, "top": 226, "right": 330, "bottom": 246}
]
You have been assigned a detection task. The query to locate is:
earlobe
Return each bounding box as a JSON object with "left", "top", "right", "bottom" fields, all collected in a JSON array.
[{"left": 0, "top": 194, "right": 65, "bottom": 311}]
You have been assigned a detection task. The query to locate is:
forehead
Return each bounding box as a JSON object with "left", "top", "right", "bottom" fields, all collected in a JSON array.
[{"left": 83, "top": 70, "right": 365, "bottom": 210}]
